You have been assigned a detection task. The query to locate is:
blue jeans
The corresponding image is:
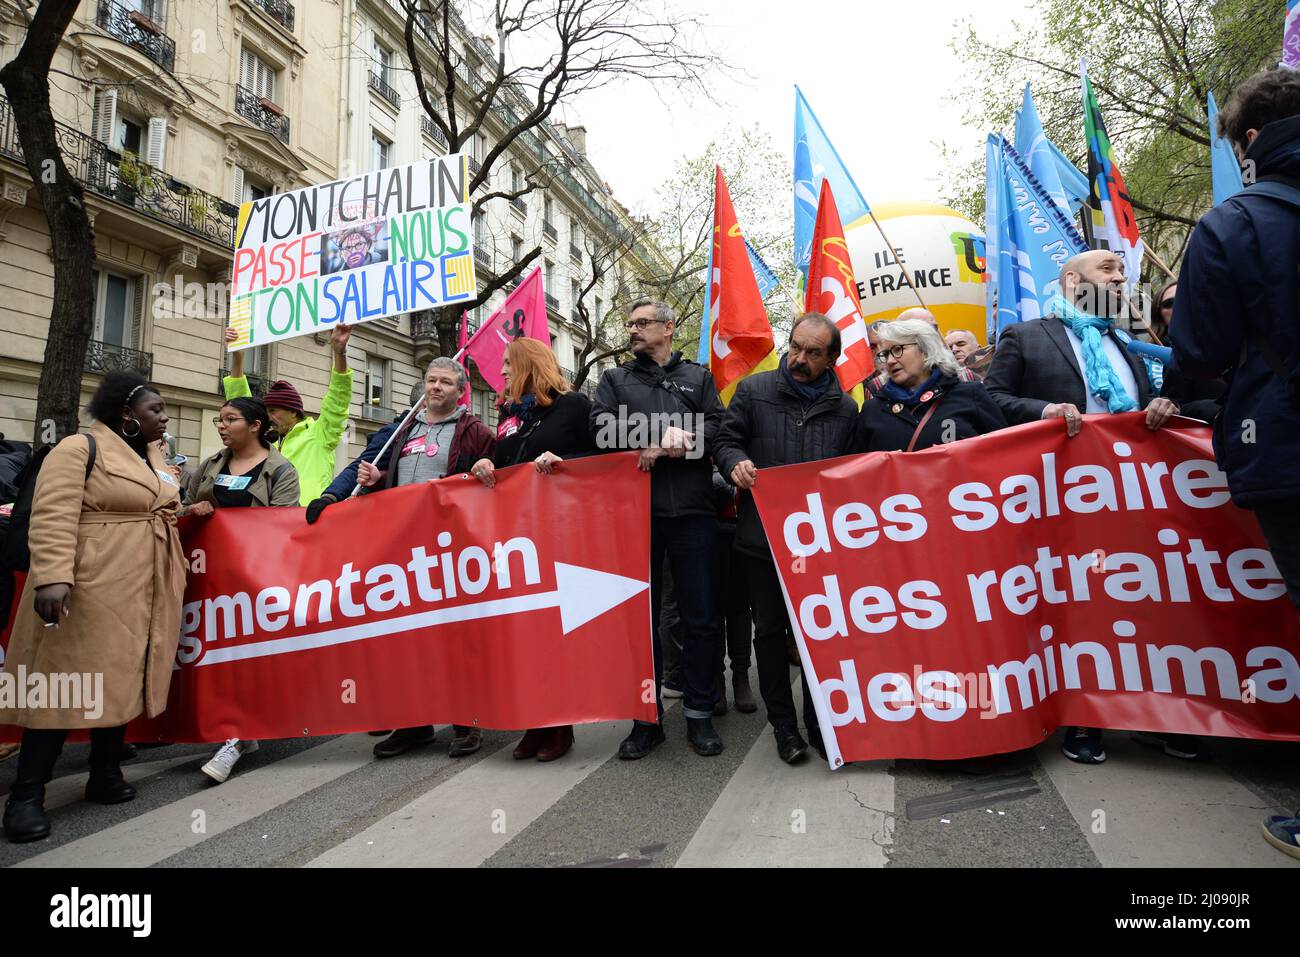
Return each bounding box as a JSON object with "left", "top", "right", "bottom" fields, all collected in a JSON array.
[{"left": 649, "top": 516, "right": 721, "bottom": 718}]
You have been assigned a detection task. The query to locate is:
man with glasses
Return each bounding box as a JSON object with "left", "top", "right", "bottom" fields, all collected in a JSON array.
[
  {"left": 713, "top": 312, "right": 857, "bottom": 764},
  {"left": 590, "top": 298, "right": 726, "bottom": 759}
]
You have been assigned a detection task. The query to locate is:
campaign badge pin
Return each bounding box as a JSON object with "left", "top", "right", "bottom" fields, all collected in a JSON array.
[
  {"left": 920, "top": 391, "right": 935, "bottom": 403},
  {"left": 891, "top": 403, "right": 903, "bottom": 414}
]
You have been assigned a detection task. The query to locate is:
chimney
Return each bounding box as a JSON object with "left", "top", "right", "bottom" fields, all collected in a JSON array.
[{"left": 564, "top": 124, "right": 587, "bottom": 156}]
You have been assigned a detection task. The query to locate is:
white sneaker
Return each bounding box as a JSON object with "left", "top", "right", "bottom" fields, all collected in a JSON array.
[{"left": 201, "top": 738, "right": 259, "bottom": 783}]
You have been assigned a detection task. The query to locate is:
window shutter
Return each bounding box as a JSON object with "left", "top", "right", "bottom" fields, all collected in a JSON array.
[
  {"left": 130, "top": 274, "right": 146, "bottom": 350},
  {"left": 93, "top": 89, "right": 117, "bottom": 146},
  {"left": 232, "top": 165, "right": 245, "bottom": 204},
  {"left": 146, "top": 116, "right": 167, "bottom": 169},
  {"left": 240, "top": 50, "right": 254, "bottom": 90}
]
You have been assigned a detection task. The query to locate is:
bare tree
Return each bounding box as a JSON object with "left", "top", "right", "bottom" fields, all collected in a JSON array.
[
  {"left": 2, "top": 0, "right": 95, "bottom": 440},
  {"left": 568, "top": 221, "right": 648, "bottom": 387},
  {"left": 396, "top": 0, "right": 726, "bottom": 356}
]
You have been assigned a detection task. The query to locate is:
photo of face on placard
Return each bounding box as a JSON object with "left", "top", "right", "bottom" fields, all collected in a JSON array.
[{"left": 321, "top": 220, "right": 390, "bottom": 275}]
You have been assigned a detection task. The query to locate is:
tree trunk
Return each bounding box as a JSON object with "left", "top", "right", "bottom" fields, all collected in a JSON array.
[{"left": 1, "top": 0, "right": 96, "bottom": 444}]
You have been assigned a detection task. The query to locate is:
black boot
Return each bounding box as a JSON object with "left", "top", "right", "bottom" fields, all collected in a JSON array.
[
  {"left": 3, "top": 728, "right": 66, "bottom": 844},
  {"left": 84, "top": 725, "right": 136, "bottom": 805},
  {"left": 685, "top": 717, "right": 723, "bottom": 756}
]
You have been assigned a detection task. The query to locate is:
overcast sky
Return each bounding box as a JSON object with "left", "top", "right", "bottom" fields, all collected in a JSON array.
[{"left": 555, "top": 0, "right": 1039, "bottom": 217}]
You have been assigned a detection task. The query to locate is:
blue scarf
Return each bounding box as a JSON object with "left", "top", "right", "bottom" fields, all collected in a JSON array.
[
  {"left": 780, "top": 354, "right": 833, "bottom": 408},
  {"left": 881, "top": 368, "right": 943, "bottom": 405},
  {"left": 499, "top": 393, "right": 538, "bottom": 424},
  {"left": 1048, "top": 293, "right": 1138, "bottom": 413}
]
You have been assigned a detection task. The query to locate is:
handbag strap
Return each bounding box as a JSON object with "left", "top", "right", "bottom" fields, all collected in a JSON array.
[{"left": 906, "top": 403, "right": 941, "bottom": 453}]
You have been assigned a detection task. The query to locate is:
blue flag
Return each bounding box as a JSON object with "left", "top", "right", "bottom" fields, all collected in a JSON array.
[
  {"left": 1208, "top": 91, "right": 1244, "bottom": 206},
  {"left": 988, "top": 135, "right": 1089, "bottom": 340},
  {"left": 793, "top": 87, "right": 870, "bottom": 280},
  {"left": 1014, "top": 83, "right": 1090, "bottom": 219}
]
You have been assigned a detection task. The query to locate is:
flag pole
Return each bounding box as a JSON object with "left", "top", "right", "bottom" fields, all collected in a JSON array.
[
  {"left": 1121, "top": 291, "right": 1166, "bottom": 347},
  {"left": 867, "top": 210, "right": 928, "bottom": 311},
  {"left": 348, "top": 345, "right": 468, "bottom": 498},
  {"left": 1143, "top": 245, "right": 1178, "bottom": 281}
]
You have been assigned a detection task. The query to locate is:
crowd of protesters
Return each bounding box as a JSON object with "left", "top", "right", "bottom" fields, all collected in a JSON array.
[{"left": 0, "top": 67, "right": 1296, "bottom": 860}]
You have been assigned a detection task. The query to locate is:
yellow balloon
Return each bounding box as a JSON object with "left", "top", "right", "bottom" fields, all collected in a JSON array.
[{"left": 844, "top": 201, "right": 989, "bottom": 346}]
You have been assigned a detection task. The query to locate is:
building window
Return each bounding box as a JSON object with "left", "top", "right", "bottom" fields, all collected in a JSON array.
[
  {"left": 570, "top": 279, "right": 581, "bottom": 312},
  {"left": 240, "top": 49, "right": 278, "bottom": 102},
  {"left": 371, "top": 132, "right": 391, "bottom": 172},
  {"left": 366, "top": 355, "right": 387, "bottom": 407},
  {"left": 91, "top": 268, "right": 139, "bottom": 348},
  {"left": 373, "top": 40, "right": 391, "bottom": 85},
  {"left": 232, "top": 166, "right": 271, "bottom": 204},
  {"left": 511, "top": 235, "right": 522, "bottom": 263}
]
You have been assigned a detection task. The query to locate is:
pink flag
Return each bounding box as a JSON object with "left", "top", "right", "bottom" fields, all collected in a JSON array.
[
  {"left": 455, "top": 310, "right": 472, "bottom": 408},
  {"left": 463, "top": 266, "right": 551, "bottom": 393}
]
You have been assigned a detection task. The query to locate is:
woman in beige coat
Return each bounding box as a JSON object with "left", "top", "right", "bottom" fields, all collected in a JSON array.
[{"left": 2, "top": 372, "right": 187, "bottom": 843}]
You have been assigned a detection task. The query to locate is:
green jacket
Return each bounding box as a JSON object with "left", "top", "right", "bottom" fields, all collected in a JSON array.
[{"left": 223, "top": 368, "right": 353, "bottom": 505}]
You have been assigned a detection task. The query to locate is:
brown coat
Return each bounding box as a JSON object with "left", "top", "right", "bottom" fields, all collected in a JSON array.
[
  {"left": 185, "top": 445, "right": 299, "bottom": 508},
  {"left": 0, "top": 422, "right": 187, "bottom": 728}
]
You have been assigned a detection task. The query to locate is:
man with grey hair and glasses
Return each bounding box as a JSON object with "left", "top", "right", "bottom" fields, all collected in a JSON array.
[{"left": 313, "top": 355, "right": 497, "bottom": 760}]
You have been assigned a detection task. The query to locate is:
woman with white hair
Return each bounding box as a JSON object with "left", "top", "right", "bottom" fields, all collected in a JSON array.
[{"left": 853, "top": 318, "right": 1007, "bottom": 454}]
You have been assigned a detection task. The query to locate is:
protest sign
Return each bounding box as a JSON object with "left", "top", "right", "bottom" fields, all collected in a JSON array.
[
  {"left": 228, "top": 155, "right": 475, "bottom": 350},
  {"left": 1, "top": 454, "right": 655, "bottom": 742},
  {"left": 751, "top": 416, "right": 1300, "bottom": 766}
]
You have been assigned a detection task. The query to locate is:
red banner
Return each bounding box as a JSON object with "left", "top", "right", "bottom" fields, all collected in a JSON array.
[
  {"left": 751, "top": 415, "right": 1300, "bottom": 766},
  {"left": 3, "top": 453, "right": 656, "bottom": 742}
]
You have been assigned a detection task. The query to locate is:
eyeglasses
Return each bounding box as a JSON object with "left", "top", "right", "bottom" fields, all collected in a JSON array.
[
  {"left": 624, "top": 318, "right": 667, "bottom": 331},
  {"left": 211, "top": 416, "right": 244, "bottom": 427},
  {"left": 1159, "top": 299, "right": 1175, "bottom": 310},
  {"left": 874, "top": 343, "right": 916, "bottom": 363}
]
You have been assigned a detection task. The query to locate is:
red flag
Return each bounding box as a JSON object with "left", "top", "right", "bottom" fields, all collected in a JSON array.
[
  {"left": 709, "top": 167, "right": 776, "bottom": 400},
  {"left": 804, "top": 181, "right": 874, "bottom": 393},
  {"left": 464, "top": 266, "right": 551, "bottom": 393},
  {"left": 456, "top": 310, "right": 472, "bottom": 408}
]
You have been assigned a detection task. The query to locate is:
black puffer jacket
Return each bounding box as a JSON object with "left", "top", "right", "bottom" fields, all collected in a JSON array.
[
  {"left": 713, "top": 365, "right": 858, "bottom": 558},
  {"left": 590, "top": 352, "right": 724, "bottom": 518}
]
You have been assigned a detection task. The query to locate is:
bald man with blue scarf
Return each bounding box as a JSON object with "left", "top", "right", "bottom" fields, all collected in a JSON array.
[{"left": 985, "top": 249, "right": 1180, "bottom": 766}]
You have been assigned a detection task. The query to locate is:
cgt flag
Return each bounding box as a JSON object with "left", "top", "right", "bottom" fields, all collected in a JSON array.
[
  {"left": 709, "top": 166, "right": 778, "bottom": 404},
  {"left": 463, "top": 265, "right": 551, "bottom": 393},
  {"left": 804, "top": 180, "right": 875, "bottom": 395},
  {"left": 750, "top": 416, "right": 1300, "bottom": 766}
]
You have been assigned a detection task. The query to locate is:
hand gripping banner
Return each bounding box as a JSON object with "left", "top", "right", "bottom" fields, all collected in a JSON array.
[
  {"left": 3, "top": 453, "right": 656, "bottom": 742},
  {"left": 750, "top": 416, "right": 1300, "bottom": 767}
]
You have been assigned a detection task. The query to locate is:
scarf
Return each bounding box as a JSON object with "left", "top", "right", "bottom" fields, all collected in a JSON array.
[
  {"left": 499, "top": 393, "right": 539, "bottom": 424},
  {"left": 880, "top": 368, "right": 943, "bottom": 406},
  {"left": 1048, "top": 292, "right": 1138, "bottom": 413},
  {"left": 780, "top": 354, "right": 833, "bottom": 408}
]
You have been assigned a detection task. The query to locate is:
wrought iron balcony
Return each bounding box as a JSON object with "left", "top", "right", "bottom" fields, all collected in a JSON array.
[
  {"left": 467, "top": 155, "right": 481, "bottom": 175},
  {"left": 510, "top": 196, "right": 527, "bottom": 216},
  {"left": 474, "top": 247, "right": 491, "bottom": 271},
  {"left": 360, "top": 401, "right": 395, "bottom": 423},
  {"left": 420, "top": 115, "right": 448, "bottom": 147},
  {"left": 369, "top": 71, "right": 400, "bottom": 109},
  {"left": 235, "top": 85, "right": 290, "bottom": 145},
  {"left": 0, "top": 96, "right": 239, "bottom": 247},
  {"left": 542, "top": 220, "right": 557, "bottom": 242},
  {"left": 87, "top": 339, "right": 153, "bottom": 378},
  {"left": 411, "top": 310, "right": 437, "bottom": 341},
  {"left": 250, "top": 0, "right": 295, "bottom": 30},
  {"left": 545, "top": 292, "right": 559, "bottom": 312},
  {"left": 95, "top": 0, "right": 176, "bottom": 72},
  {"left": 221, "top": 368, "right": 271, "bottom": 397},
  {"left": 569, "top": 243, "right": 582, "bottom": 264}
]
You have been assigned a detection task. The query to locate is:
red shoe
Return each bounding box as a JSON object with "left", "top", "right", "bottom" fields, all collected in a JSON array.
[
  {"left": 513, "top": 728, "right": 546, "bottom": 760},
  {"left": 536, "top": 726, "right": 574, "bottom": 762}
]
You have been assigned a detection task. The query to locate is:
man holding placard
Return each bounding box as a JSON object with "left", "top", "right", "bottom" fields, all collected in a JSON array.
[{"left": 223, "top": 323, "right": 355, "bottom": 505}]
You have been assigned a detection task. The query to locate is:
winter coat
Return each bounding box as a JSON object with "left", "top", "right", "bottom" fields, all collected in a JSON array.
[
  {"left": 589, "top": 352, "right": 724, "bottom": 519},
  {"left": 1172, "top": 114, "right": 1300, "bottom": 506},
  {"left": 0, "top": 423, "right": 186, "bottom": 728},
  {"left": 713, "top": 365, "right": 858, "bottom": 558},
  {"left": 185, "top": 445, "right": 300, "bottom": 508},
  {"left": 494, "top": 391, "right": 598, "bottom": 467},
  {"left": 854, "top": 377, "right": 1007, "bottom": 453}
]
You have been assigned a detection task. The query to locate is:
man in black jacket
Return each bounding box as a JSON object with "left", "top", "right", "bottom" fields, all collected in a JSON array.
[
  {"left": 713, "top": 313, "right": 857, "bottom": 763},
  {"left": 592, "top": 299, "right": 733, "bottom": 764},
  {"left": 591, "top": 299, "right": 727, "bottom": 759}
]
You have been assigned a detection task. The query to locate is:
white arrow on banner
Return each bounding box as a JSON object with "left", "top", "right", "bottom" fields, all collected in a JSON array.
[{"left": 195, "top": 562, "right": 649, "bottom": 667}]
